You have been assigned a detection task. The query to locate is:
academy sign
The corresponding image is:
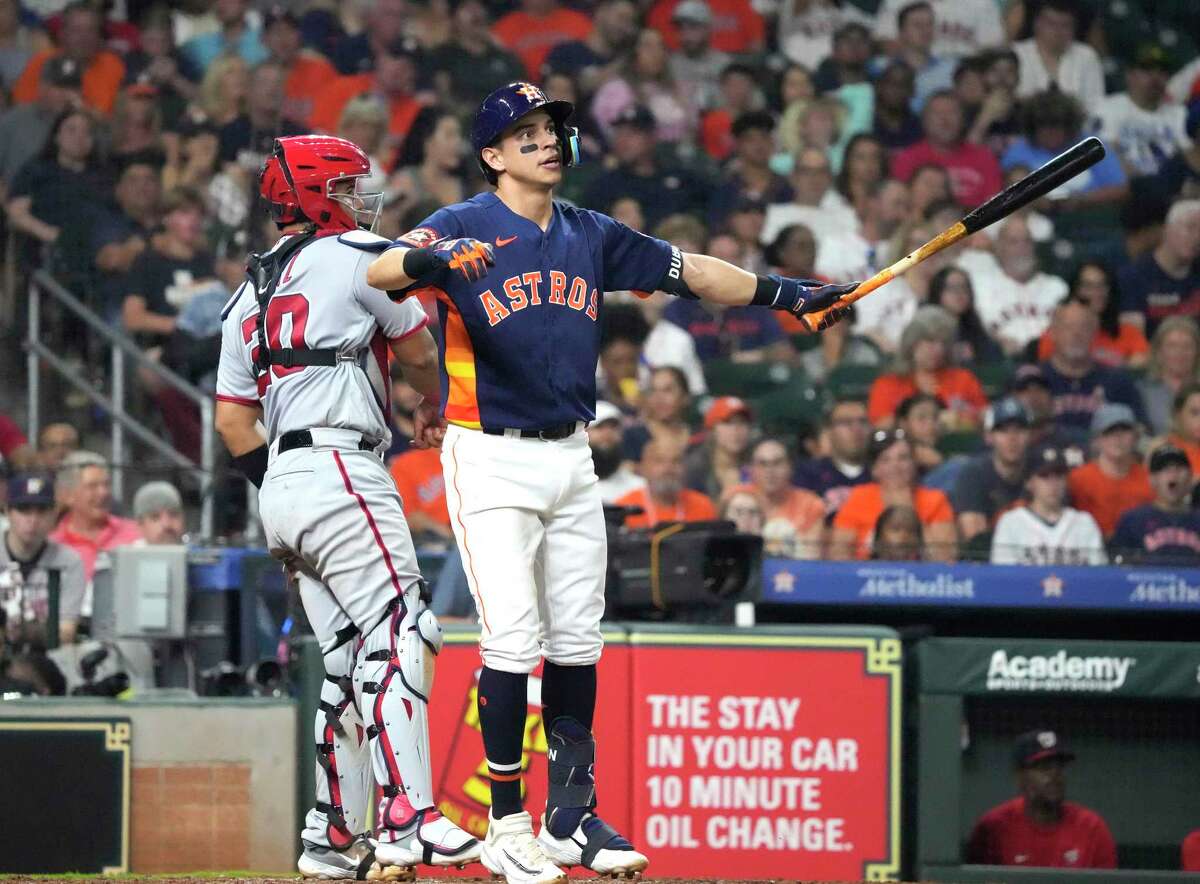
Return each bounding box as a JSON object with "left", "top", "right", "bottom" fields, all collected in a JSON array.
[{"left": 986, "top": 649, "right": 1136, "bottom": 693}]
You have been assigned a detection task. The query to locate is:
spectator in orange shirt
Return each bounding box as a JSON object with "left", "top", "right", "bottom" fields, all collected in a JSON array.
[
  {"left": 648, "top": 0, "right": 764, "bottom": 54},
  {"left": 868, "top": 305, "right": 987, "bottom": 428},
  {"left": 616, "top": 439, "right": 717, "bottom": 529},
  {"left": 732, "top": 438, "right": 825, "bottom": 559},
  {"left": 492, "top": 0, "right": 593, "bottom": 81},
  {"left": 1066, "top": 403, "right": 1154, "bottom": 536},
  {"left": 12, "top": 3, "right": 125, "bottom": 115},
  {"left": 262, "top": 7, "right": 337, "bottom": 126},
  {"left": 390, "top": 446, "right": 453, "bottom": 546},
  {"left": 831, "top": 429, "right": 957, "bottom": 561},
  {"left": 49, "top": 451, "right": 142, "bottom": 581},
  {"left": 309, "top": 39, "right": 426, "bottom": 144},
  {"left": 1036, "top": 262, "right": 1149, "bottom": 368}
]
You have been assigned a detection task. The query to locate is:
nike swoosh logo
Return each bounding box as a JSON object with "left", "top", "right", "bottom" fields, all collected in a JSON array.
[
  {"left": 496, "top": 235, "right": 518, "bottom": 247},
  {"left": 501, "top": 850, "right": 542, "bottom": 876}
]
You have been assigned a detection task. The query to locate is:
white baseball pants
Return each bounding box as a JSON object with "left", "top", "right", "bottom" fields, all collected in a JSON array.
[{"left": 441, "top": 424, "right": 607, "bottom": 674}]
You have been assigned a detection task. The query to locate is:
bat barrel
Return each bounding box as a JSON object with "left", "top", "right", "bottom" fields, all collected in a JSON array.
[{"left": 961, "top": 136, "right": 1106, "bottom": 234}]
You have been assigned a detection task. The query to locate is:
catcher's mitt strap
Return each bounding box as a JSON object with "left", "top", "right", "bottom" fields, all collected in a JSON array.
[{"left": 338, "top": 229, "right": 393, "bottom": 252}]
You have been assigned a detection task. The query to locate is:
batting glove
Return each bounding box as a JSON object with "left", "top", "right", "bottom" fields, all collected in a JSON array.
[
  {"left": 759, "top": 276, "right": 859, "bottom": 318},
  {"left": 401, "top": 237, "right": 496, "bottom": 283}
]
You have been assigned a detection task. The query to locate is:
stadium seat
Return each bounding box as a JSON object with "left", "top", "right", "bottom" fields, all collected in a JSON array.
[
  {"left": 937, "top": 431, "right": 983, "bottom": 458},
  {"left": 703, "top": 359, "right": 797, "bottom": 398},
  {"left": 752, "top": 386, "right": 825, "bottom": 438},
  {"left": 973, "top": 362, "right": 1014, "bottom": 399},
  {"left": 826, "top": 363, "right": 881, "bottom": 400}
]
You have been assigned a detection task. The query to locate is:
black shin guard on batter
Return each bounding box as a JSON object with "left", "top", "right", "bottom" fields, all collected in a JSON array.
[
  {"left": 477, "top": 666, "right": 528, "bottom": 818},
  {"left": 542, "top": 661, "right": 597, "bottom": 733},
  {"left": 545, "top": 716, "right": 596, "bottom": 838}
]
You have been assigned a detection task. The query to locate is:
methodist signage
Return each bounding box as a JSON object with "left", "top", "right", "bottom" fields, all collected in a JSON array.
[
  {"left": 762, "top": 559, "right": 1200, "bottom": 611},
  {"left": 426, "top": 624, "right": 903, "bottom": 880}
]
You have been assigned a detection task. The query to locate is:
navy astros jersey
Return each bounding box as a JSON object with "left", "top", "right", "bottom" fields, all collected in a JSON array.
[
  {"left": 1110, "top": 504, "right": 1200, "bottom": 565},
  {"left": 396, "top": 192, "right": 673, "bottom": 430}
]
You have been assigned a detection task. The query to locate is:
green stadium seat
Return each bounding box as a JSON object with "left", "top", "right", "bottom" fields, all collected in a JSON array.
[
  {"left": 703, "top": 360, "right": 796, "bottom": 398},
  {"left": 826, "top": 363, "right": 881, "bottom": 400},
  {"left": 973, "top": 362, "right": 1013, "bottom": 399},
  {"left": 752, "top": 386, "right": 825, "bottom": 438},
  {"left": 937, "top": 431, "right": 983, "bottom": 458}
]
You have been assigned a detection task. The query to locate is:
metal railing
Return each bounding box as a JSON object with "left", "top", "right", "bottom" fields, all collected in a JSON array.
[{"left": 25, "top": 268, "right": 216, "bottom": 537}]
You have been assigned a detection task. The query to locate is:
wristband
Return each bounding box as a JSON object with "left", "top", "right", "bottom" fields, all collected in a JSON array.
[
  {"left": 751, "top": 274, "right": 784, "bottom": 308},
  {"left": 401, "top": 246, "right": 444, "bottom": 281},
  {"left": 232, "top": 444, "right": 269, "bottom": 489}
]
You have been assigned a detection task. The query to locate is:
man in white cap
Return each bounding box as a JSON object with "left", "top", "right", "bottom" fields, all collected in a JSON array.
[{"left": 667, "top": 0, "right": 729, "bottom": 111}]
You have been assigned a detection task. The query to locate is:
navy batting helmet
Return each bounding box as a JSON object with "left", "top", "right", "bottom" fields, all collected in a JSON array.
[{"left": 472, "top": 82, "right": 580, "bottom": 184}]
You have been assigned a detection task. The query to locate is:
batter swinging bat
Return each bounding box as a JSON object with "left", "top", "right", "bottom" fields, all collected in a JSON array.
[{"left": 800, "top": 136, "right": 1107, "bottom": 333}]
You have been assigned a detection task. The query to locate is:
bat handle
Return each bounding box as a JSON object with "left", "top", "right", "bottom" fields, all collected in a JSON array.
[{"left": 798, "top": 221, "right": 968, "bottom": 333}]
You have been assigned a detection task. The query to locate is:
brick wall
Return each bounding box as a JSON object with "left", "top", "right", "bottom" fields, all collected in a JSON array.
[{"left": 130, "top": 763, "right": 252, "bottom": 872}]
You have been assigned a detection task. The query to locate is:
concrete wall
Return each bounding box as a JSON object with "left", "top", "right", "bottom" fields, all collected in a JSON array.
[{"left": 0, "top": 698, "right": 297, "bottom": 873}]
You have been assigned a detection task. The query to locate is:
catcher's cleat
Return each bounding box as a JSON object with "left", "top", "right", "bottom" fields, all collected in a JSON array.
[
  {"left": 299, "top": 835, "right": 390, "bottom": 880},
  {"left": 373, "top": 809, "right": 481, "bottom": 868},
  {"left": 536, "top": 813, "right": 649, "bottom": 877}
]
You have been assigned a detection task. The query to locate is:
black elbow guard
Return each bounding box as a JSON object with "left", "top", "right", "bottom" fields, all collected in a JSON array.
[
  {"left": 231, "top": 443, "right": 269, "bottom": 489},
  {"left": 657, "top": 246, "right": 699, "bottom": 300}
]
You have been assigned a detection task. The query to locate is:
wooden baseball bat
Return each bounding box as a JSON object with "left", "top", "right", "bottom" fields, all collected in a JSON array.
[{"left": 799, "top": 136, "right": 1107, "bottom": 333}]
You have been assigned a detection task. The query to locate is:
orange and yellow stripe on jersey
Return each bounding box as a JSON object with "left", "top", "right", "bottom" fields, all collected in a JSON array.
[{"left": 437, "top": 291, "right": 482, "bottom": 429}]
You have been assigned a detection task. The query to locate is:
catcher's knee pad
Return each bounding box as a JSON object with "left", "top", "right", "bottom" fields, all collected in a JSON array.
[
  {"left": 545, "top": 716, "right": 597, "bottom": 838},
  {"left": 311, "top": 638, "right": 371, "bottom": 849},
  {"left": 355, "top": 598, "right": 443, "bottom": 834}
]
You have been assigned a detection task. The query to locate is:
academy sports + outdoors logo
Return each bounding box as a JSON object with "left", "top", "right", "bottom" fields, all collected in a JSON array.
[{"left": 985, "top": 649, "right": 1135, "bottom": 693}]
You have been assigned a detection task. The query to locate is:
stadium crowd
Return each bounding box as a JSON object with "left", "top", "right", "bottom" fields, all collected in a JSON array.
[{"left": 0, "top": 0, "right": 1198, "bottom": 590}]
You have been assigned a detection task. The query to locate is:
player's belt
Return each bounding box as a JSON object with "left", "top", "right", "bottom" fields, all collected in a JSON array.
[
  {"left": 482, "top": 421, "right": 583, "bottom": 441},
  {"left": 277, "top": 429, "right": 377, "bottom": 454}
]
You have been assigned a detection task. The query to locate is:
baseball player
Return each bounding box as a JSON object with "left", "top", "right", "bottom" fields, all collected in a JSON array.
[
  {"left": 364, "top": 82, "right": 857, "bottom": 884},
  {"left": 214, "top": 135, "right": 479, "bottom": 879}
]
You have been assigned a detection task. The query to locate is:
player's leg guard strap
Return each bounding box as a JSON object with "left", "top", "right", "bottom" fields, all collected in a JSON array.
[
  {"left": 545, "top": 716, "right": 597, "bottom": 838},
  {"left": 354, "top": 599, "right": 443, "bottom": 836},
  {"left": 579, "top": 817, "right": 634, "bottom": 868}
]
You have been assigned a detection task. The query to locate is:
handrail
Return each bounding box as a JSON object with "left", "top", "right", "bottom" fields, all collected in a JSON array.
[{"left": 25, "top": 268, "right": 216, "bottom": 538}]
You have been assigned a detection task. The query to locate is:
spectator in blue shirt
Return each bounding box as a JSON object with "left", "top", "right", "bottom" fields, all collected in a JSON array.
[
  {"left": 1001, "top": 90, "right": 1128, "bottom": 212},
  {"left": 874, "top": 1, "right": 955, "bottom": 113},
  {"left": 1110, "top": 445, "right": 1200, "bottom": 564},
  {"left": 181, "top": 0, "right": 267, "bottom": 73},
  {"left": 1117, "top": 199, "right": 1200, "bottom": 337},
  {"left": 662, "top": 286, "right": 789, "bottom": 362}
]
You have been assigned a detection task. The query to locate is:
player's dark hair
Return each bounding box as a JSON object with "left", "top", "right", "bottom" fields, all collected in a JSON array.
[
  {"left": 599, "top": 303, "right": 649, "bottom": 350},
  {"left": 1068, "top": 261, "right": 1121, "bottom": 338},
  {"left": 896, "top": 1, "right": 932, "bottom": 30}
]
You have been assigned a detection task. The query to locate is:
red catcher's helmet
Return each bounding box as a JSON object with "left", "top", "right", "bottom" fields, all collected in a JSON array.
[{"left": 259, "top": 135, "right": 382, "bottom": 232}]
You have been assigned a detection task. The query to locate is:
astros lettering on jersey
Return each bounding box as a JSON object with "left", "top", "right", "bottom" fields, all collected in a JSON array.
[{"left": 392, "top": 192, "right": 673, "bottom": 431}]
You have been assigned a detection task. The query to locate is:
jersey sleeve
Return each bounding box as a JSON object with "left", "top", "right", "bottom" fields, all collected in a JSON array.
[
  {"left": 585, "top": 209, "right": 674, "bottom": 294},
  {"left": 350, "top": 248, "right": 431, "bottom": 341},
  {"left": 392, "top": 205, "right": 463, "bottom": 250},
  {"left": 215, "top": 289, "right": 259, "bottom": 407}
]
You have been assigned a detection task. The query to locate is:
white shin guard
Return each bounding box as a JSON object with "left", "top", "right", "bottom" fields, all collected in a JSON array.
[
  {"left": 354, "top": 596, "right": 443, "bottom": 838},
  {"left": 304, "top": 639, "right": 372, "bottom": 850}
]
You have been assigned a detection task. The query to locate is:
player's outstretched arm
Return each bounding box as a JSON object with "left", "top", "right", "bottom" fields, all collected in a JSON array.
[
  {"left": 367, "top": 237, "right": 496, "bottom": 292},
  {"left": 669, "top": 251, "right": 859, "bottom": 329}
]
